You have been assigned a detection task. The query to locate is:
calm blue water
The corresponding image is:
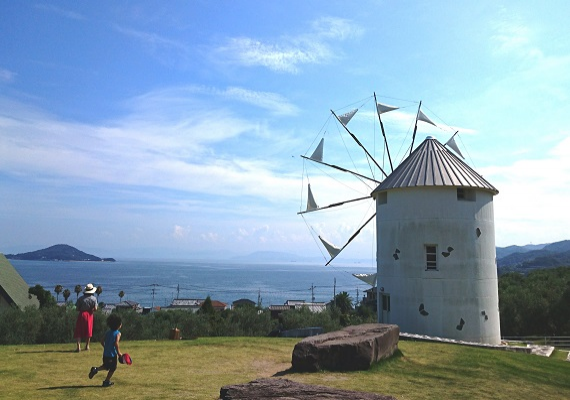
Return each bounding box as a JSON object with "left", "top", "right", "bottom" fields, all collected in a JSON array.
[{"left": 11, "top": 259, "right": 375, "bottom": 308}]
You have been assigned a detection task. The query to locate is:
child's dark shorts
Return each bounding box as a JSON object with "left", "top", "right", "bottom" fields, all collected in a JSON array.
[{"left": 102, "top": 356, "right": 118, "bottom": 372}]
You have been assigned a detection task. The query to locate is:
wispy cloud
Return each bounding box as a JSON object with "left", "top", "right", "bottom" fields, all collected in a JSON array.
[
  {"left": 220, "top": 87, "right": 299, "bottom": 116},
  {"left": 35, "top": 4, "right": 85, "bottom": 20},
  {"left": 0, "top": 86, "right": 299, "bottom": 204},
  {"left": 216, "top": 17, "right": 363, "bottom": 73},
  {"left": 114, "top": 25, "right": 192, "bottom": 67},
  {"left": 0, "top": 68, "right": 16, "bottom": 83},
  {"left": 485, "top": 135, "right": 570, "bottom": 246}
]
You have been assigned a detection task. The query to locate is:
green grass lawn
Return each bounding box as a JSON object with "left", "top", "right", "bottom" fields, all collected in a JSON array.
[{"left": 1, "top": 337, "right": 568, "bottom": 400}]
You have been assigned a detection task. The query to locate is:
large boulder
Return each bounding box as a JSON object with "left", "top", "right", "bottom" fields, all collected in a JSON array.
[
  {"left": 219, "top": 378, "right": 397, "bottom": 400},
  {"left": 291, "top": 323, "right": 399, "bottom": 372}
]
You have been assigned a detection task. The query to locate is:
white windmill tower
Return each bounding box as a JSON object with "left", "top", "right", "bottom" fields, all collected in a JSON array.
[
  {"left": 300, "top": 95, "right": 501, "bottom": 344},
  {"left": 372, "top": 136, "right": 501, "bottom": 344}
]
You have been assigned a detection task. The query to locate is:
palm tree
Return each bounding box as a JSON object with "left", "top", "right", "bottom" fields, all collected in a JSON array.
[
  {"left": 74, "top": 285, "right": 82, "bottom": 300},
  {"left": 333, "top": 291, "right": 354, "bottom": 314},
  {"left": 54, "top": 285, "right": 63, "bottom": 302},
  {"left": 63, "top": 288, "right": 71, "bottom": 303},
  {"left": 96, "top": 286, "right": 103, "bottom": 298},
  {"left": 118, "top": 290, "right": 125, "bottom": 302}
]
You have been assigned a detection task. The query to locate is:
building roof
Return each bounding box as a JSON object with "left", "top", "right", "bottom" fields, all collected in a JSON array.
[
  {"left": 0, "top": 254, "right": 39, "bottom": 309},
  {"left": 372, "top": 137, "right": 498, "bottom": 195},
  {"left": 116, "top": 300, "right": 140, "bottom": 308},
  {"left": 170, "top": 299, "right": 204, "bottom": 307},
  {"left": 210, "top": 300, "right": 227, "bottom": 309}
]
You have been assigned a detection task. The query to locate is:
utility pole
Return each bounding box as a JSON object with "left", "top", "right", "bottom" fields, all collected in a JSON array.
[
  {"left": 333, "top": 278, "right": 336, "bottom": 299},
  {"left": 150, "top": 283, "right": 158, "bottom": 308},
  {"left": 311, "top": 283, "right": 315, "bottom": 302}
]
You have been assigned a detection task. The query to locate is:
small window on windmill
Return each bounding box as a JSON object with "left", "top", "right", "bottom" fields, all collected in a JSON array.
[
  {"left": 377, "top": 192, "right": 387, "bottom": 205},
  {"left": 425, "top": 245, "right": 437, "bottom": 270},
  {"left": 457, "top": 188, "right": 476, "bottom": 202}
]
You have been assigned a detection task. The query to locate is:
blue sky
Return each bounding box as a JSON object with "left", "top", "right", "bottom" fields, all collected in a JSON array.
[{"left": 1, "top": 1, "right": 569, "bottom": 260}]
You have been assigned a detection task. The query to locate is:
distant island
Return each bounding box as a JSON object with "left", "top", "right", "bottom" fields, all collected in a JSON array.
[{"left": 4, "top": 244, "right": 115, "bottom": 262}]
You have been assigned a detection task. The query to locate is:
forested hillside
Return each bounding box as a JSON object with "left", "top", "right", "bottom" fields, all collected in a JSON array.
[{"left": 499, "top": 266, "right": 570, "bottom": 336}]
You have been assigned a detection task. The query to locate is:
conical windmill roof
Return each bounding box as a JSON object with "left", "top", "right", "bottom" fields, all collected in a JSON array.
[{"left": 372, "top": 136, "right": 498, "bottom": 195}]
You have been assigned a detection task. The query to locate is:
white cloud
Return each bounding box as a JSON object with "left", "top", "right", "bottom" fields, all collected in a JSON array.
[
  {"left": 0, "top": 86, "right": 301, "bottom": 205},
  {"left": 222, "top": 87, "right": 299, "bottom": 116},
  {"left": 492, "top": 19, "right": 532, "bottom": 56},
  {"left": 35, "top": 4, "right": 85, "bottom": 20},
  {"left": 172, "top": 225, "right": 190, "bottom": 239},
  {"left": 485, "top": 136, "right": 570, "bottom": 246},
  {"left": 114, "top": 25, "right": 193, "bottom": 67},
  {"left": 0, "top": 68, "right": 15, "bottom": 83},
  {"left": 216, "top": 17, "right": 362, "bottom": 73}
]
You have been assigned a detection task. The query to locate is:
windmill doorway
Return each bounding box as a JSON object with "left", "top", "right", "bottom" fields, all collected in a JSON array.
[{"left": 380, "top": 293, "right": 391, "bottom": 323}]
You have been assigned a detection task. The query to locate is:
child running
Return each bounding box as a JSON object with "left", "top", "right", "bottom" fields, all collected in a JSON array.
[{"left": 88, "top": 313, "right": 123, "bottom": 387}]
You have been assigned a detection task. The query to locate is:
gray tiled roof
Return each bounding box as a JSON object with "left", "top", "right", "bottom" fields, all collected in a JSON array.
[{"left": 372, "top": 137, "right": 498, "bottom": 195}]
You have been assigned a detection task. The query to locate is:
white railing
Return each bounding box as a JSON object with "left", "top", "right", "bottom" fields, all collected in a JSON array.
[{"left": 502, "top": 336, "right": 570, "bottom": 350}]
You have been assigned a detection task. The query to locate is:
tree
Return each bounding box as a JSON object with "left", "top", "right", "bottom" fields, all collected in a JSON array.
[
  {"left": 333, "top": 291, "right": 354, "bottom": 314},
  {"left": 199, "top": 296, "right": 215, "bottom": 315},
  {"left": 28, "top": 284, "right": 56, "bottom": 308},
  {"left": 74, "top": 285, "right": 82, "bottom": 300},
  {"left": 96, "top": 285, "right": 103, "bottom": 298},
  {"left": 119, "top": 290, "right": 125, "bottom": 302},
  {"left": 63, "top": 288, "right": 71, "bottom": 303},
  {"left": 54, "top": 285, "right": 63, "bottom": 302}
]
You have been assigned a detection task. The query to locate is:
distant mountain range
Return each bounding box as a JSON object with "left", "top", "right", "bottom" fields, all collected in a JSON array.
[
  {"left": 3, "top": 241, "right": 570, "bottom": 272},
  {"left": 496, "top": 240, "right": 570, "bottom": 274},
  {"left": 4, "top": 244, "right": 115, "bottom": 262}
]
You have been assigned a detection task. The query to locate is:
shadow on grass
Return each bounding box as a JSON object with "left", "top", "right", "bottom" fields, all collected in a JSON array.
[
  {"left": 38, "top": 384, "right": 102, "bottom": 390},
  {"left": 272, "top": 368, "right": 294, "bottom": 377},
  {"left": 18, "top": 349, "right": 77, "bottom": 354}
]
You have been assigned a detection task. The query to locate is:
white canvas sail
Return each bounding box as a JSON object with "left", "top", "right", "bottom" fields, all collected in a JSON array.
[
  {"left": 353, "top": 273, "right": 377, "bottom": 286},
  {"left": 310, "top": 138, "right": 324, "bottom": 162},
  {"left": 319, "top": 236, "right": 341, "bottom": 258},
  {"left": 338, "top": 109, "right": 358, "bottom": 126},
  {"left": 445, "top": 135, "right": 464, "bottom": 159},
  {"left": 376, "top": 103, "right": 399, "bottom": 115},
  {"left": 306, "top": 184, "right": 318, "bottom": 211},
  {"left": 417, "top": 110, "right": 436, "bottom": 126}
]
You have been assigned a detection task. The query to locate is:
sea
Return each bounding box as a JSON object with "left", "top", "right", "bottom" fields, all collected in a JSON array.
[{"left": 11, "top": 259, "right": 376, "bottom": 309}]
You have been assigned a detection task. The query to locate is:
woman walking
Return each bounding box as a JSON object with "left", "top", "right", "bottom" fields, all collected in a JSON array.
[{"left": 74, "top": 283, "right": 98, "bottom": 352}]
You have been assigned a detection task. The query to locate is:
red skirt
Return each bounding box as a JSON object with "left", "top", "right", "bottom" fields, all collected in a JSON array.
[{"left": 74, "top": 311, "right": 94, "bottom": 338}]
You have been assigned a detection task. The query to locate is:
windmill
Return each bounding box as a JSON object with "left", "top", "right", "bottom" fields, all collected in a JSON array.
[{"left": 299, "top": 94, "right": 501, "bottom": 344}]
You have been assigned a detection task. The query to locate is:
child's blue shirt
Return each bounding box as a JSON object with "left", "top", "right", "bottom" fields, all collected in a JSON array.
[{"left": 103, "top": 329, "right": 120, "bottom": 358}]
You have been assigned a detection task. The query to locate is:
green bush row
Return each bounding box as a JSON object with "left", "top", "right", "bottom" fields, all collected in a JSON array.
[{"left": 0, "top": 300, "right": 376, "bottom": 345}]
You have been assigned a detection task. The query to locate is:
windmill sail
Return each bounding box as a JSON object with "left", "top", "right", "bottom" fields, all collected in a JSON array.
[
  {"left": 331, "top": 110, "right": 389, "bottom": 179},
  {"left": 445, "top": 133, "right": 464, "bottom": 159},
  {"left": 297, "top": 194, "right": 372, "bottom": 215},
  {"left": 319, "top": 236, "right": 341, "bottom": 258},
  {"left": 353, "top": 273, "right": 377, "bottom": 286},
  {"left": 417, "top": 110, "right": 436, "bottom": 126},
  {"left": 301, "top": 155, "right": 380, "bottom": 184},
  {"left": 310, "top": 138, "right": 324, "bottom": 162},
  {"left": 411, "top": 102, "right": 437, "bottom": 155},
  {"left": 376, "top": 103, "right": 399, "bottom": 115},
  {"left": 338, "top": 109, "right": 358, "bottom": 126},
  {"left": 375, "top": 95, "right": 398, "bottom": 172},
  {"left": 324, "top": 213, "right": 376, "bottom": 266},
  {"left": 306, "top": 184, "right": 318, "bottom": 212}
]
